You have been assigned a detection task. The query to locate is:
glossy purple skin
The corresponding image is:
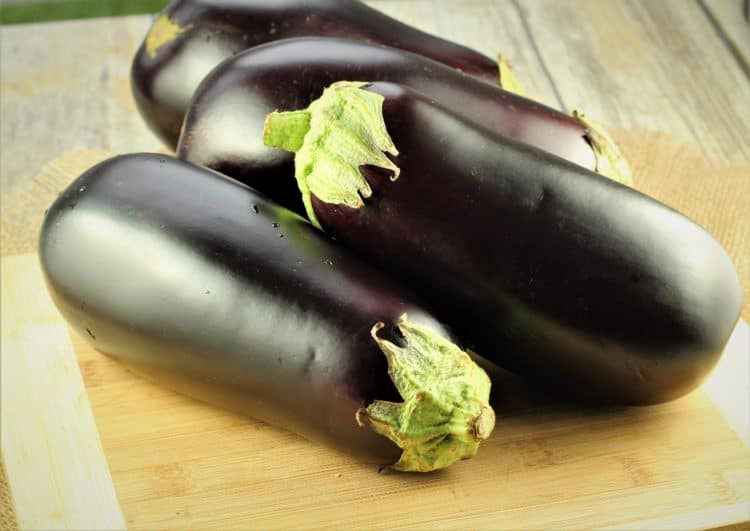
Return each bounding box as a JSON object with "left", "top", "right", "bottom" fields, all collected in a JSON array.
[
  {"left": 38, "top": 153, "right": 473, "bottom": 464},
  {"left": 310, "top": 83, "right": 742, "bottom": 405},
  {"left": 178, "top": 37, "right": 595, "bottom": 214},
  {"left": 132, "top": 0, "right": 501, "bottom": 146}
]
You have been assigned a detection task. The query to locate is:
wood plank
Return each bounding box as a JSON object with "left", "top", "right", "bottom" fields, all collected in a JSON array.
[
  {"left": 702, "top": 0, "right": 750, "bottom": 75},
  {"left": 604, "top": 502, "right": 750, "bottom": 531},
  {"left": 1, "top": 254, "right": 126, "bottom": 530},
  {"left": 5, "top": 253, "right": 748, "bottom": 529},
  {"left": 0, "top": 16, "right": 161, "bottom": 203},
  {"left": 368, "top": 0, "right": 562, "bottom": 108},
  {"left": 514, "top": 0, "right": 750, "bottom": 166}
]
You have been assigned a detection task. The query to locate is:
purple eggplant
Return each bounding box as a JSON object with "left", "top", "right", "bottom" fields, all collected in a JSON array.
[
  {"left": 132, "top": 0, "right": 509, "bottom": 147},
  {"left": 263, "top": 81, "right": 742, "bottom": 405},
  {"left": 38, "top": 153, "right": 495, "bottom": 472},
  {"left": 177, "top": 37, "right": 629, "bottom": 214}
]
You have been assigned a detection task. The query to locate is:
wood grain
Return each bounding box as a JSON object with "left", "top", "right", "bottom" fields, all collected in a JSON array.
[
  {"left": 2, "top": 252, "right": 748, "bottom": 529},
  {"left": 0, "top": 16, "right": 161, "bottom": 204},
  {"left": 513, "top": 0, "right": 750, "bottom": 167},
  {"left": 370, "top": 0, "right": 563, "bottom": 109},
  {"left": 1, "top": 255, "right": 126, "bottom": 530},
  {"left": 702, "top": 0, "right": 750, "bottom": 75}
]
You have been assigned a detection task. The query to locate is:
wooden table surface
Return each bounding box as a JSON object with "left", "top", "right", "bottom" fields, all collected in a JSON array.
[{"left": 1, "top": 1, "right": 749, "bottom": 529}]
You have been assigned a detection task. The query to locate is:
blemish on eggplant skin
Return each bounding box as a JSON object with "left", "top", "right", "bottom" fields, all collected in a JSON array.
[
  {"left": 303, "top": 347, "right": 318, "bottom": 375},
  {"left": 537, "top": 187, "right": 546, "bottom": 204},
  {"left": 530, "top": 187, "right": 547, "bottom": 210}
]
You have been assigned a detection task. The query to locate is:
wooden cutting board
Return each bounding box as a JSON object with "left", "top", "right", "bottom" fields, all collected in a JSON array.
[{"left": 2, "top": 254, "right": 749, "bottom": 529}]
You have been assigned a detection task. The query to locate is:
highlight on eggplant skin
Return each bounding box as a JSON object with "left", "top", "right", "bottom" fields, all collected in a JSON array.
[
  {"left": 264, "top": 81, "right": 743, "bottom": 405},
  {"left": 37, "top": 153, "right": 495, "bottom": 472},
  {"left": 177, "top": 37, "right": 604, "bottom": 214},
  {"left": 131, "top": 0, "right": 503, "bottom": 147}
]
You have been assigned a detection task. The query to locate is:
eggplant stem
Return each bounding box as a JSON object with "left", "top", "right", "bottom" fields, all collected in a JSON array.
[
  {"left": 263, "top": 81, "right": 400, "bottom": 228},
  {"left": 356, "top": 314, "right": 495, "bottom": 473}
]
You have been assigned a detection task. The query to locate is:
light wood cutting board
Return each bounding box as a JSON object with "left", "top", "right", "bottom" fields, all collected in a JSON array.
[{"left": 2, "top": 252, "right": 749, "bottom": 529}]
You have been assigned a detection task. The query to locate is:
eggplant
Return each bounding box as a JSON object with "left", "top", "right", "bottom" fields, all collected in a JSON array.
[
  {"left": 177, "top": 37, "right": 630, "bottom": 214},
  {"left": 38, "top": 153, "right": 495, "bottom": 472},
  {"left": 132, "top": 0, "right": 509, "bottom": 147},
  {"left": 263, "top": 81, "right": 742, "bottom": 405}
]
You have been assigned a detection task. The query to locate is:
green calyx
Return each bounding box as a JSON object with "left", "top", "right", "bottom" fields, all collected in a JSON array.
[
  {"left": 356, "top": 314, "right": 495, "bottom": 472},
  {"left": 573, "top": 110, "right": 634, "bottom": 187},
  {"left": 263, "top": 81, "right": 400, "bottom": 228}
]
